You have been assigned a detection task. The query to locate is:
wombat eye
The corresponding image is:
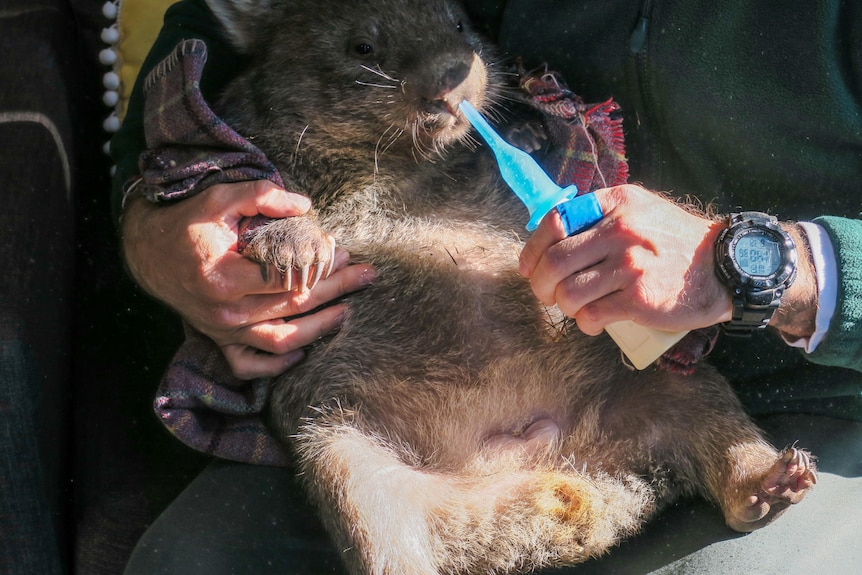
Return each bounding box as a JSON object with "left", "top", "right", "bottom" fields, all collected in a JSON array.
[
  {"left": 455, "top": 20, "right": 464, "bottom": 32},
  {"left": 355, "top": 42, "right": 374, "bottom": 56}
]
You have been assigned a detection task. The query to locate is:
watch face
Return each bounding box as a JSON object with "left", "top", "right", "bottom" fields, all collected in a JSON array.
[{"left": 734, "top": 230, "right": 782, "bottom": 277}]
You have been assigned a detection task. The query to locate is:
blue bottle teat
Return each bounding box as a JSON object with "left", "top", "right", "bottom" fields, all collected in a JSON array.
[{"left": 459, "top": 100, "right": 602, "bottom": 233}]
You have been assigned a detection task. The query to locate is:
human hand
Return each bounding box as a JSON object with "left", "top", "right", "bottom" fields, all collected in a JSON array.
[
  {"left": 121, "top": 180, "right": 376, "bottom": 379},
  {"left": 519, "top": 184, "right": 732, "bottom": 335}
]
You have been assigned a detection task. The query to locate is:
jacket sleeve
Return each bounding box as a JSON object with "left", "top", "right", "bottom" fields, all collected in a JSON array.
[
  {"left": 109, "top": 0, "right": 247, "bottom": 224},
  {"left": 806, "top": 216, "right": 862, "bottom": 372}
]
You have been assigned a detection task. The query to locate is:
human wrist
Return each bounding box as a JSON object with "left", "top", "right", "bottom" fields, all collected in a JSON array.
[
  {"left": 120, "top": 193, "right": 163, "bottom": 297},
  {"left": 703, "top": 219, "right": 735, "bottom": 324},
  {"left": 712, "top": 212, "right": 800, "bottom": 336},
  {"left": 770, "top": 222, "right": 818, "bottom": 339}
]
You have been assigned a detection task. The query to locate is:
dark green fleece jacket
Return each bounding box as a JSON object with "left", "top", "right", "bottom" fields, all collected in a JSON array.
[{"left": 111, "top": 0, "right": 862, "bottom": 418}]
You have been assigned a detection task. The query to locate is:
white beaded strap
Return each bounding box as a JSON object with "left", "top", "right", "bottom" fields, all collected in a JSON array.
[{"left": 100, "top": 1, "right": 122, "bottom": 168}]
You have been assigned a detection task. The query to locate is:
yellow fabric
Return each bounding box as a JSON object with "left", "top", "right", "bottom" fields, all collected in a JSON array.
[{"left": 116, "top": 0, "right": 179, "bottom": 119}]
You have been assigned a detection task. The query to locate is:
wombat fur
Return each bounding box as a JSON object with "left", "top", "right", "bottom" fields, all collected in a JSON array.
[{"left": 203, "top": 0, "right": 816, "bottom": 573}]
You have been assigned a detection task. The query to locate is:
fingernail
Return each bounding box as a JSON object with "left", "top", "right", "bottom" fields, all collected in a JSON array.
[
  {"left": 334, "top": 309, "right": 347, "bottom": 326},
  {"left": 359, "top": 265, "right": 378, "bottom": 285},
  {"left": 333, "top": 248, "right": 351, "bottom": 269},
  {"left": 295, "top": 195, "right": 312, "bottom": 211},
  {"left": 283, "top": 349, "right": 307, "bottom": 369}
]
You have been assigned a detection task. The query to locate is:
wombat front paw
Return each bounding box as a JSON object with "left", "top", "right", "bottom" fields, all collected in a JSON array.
[
  {"left": 727, "top": 447, "right": 817, "bottom": 532},
  {"left": 239, "top": 216, "right": 336, "bottom": 292},
  {"left": 503, "top": 119, "right": 548, "bottom": 154}
]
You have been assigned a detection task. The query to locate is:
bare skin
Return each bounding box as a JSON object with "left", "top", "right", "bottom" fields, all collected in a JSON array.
[
  {"left": 519, "top": 184, "right": 818, "bottom": 341},
  {"left": 121, "top": 180, "right": 376, "bottom": 379}
]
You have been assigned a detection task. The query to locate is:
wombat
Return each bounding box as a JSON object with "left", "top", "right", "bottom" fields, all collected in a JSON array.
[{"left": 203, "top": 0, "right": 816, "bottom": 573}]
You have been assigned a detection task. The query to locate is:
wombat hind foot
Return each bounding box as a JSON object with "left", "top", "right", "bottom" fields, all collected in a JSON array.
[{"left": 726, "top": 447, "right": 817, "bottom": 532}]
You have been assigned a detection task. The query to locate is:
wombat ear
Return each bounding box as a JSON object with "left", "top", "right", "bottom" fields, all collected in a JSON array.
[{"left": 205, "top": 0, "right": 279, "bottom": 52}]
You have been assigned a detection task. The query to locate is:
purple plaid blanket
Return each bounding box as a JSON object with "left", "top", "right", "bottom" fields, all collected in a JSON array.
[
  {"left": 139, "top": 38, "right": 284, "bottom": 201},
  {"left": 140, "top": 40, "right": 715, "bottom": 466},
  {"left": 140, "top": 39, "right": 289, "bottom": 466}
]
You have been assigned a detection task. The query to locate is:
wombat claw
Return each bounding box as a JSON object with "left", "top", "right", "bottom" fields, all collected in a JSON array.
[
  {"left": 244, "top": 218, "right": 337, "bottom": 292},
  {"left": 299, "top": 241, "right": 337, "bottom": 292},
  {"left": 279, "top": 236, "right": 337, "bottom": 292},
  {"left": 762, "top": 447, "right": 817, "bottom": 499}
]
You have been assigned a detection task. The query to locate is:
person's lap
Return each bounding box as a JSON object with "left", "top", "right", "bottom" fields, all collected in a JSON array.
[
  {"left": 123, "top": 458, "right": 344, "bottom": 575},
  {"left": 125, "top": 413, "right": 862, "bottom": 575}
]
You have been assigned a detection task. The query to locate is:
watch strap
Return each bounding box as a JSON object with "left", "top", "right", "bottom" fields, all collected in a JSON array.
[{"left": 723, "top": 292, "right": 782, "bottom": 336}]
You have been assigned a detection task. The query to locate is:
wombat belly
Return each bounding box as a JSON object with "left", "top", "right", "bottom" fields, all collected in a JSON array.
[{"left": 279, "top": 221, "right": 616, "bottom": 470}]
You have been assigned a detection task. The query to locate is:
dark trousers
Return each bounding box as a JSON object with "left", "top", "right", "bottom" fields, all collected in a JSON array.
[{"left": 0, "top": 1, "right": 77, "bottom": 573}]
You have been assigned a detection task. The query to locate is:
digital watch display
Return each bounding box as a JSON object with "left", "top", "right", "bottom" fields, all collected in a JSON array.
[
  {"left": 735, "top": 233, "right": 780, "bottom": 276},
  {"left": 714, "top": 212, "right": 797, "bottom": 335}
]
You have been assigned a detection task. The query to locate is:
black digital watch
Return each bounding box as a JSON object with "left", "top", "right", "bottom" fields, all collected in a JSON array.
[{"left": 714, "top": 212, "right": 798, "bottom": 336}]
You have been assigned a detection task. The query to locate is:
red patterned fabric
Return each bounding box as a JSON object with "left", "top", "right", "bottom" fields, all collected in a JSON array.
[{"left": 516, "top": 63, "right": 628, "bottom": 194}]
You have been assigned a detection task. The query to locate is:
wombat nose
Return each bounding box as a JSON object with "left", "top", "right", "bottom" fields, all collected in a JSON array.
[
  {"left": 412, "top": 59, "right": 472, "bottom": 113},
  {"left": 434, "top": 61, "right": 471, "bottom": 99}
]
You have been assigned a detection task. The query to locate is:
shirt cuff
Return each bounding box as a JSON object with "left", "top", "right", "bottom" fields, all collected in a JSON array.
[{"left": 782, "top": 221, "right": 838, "bottom": 353}]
